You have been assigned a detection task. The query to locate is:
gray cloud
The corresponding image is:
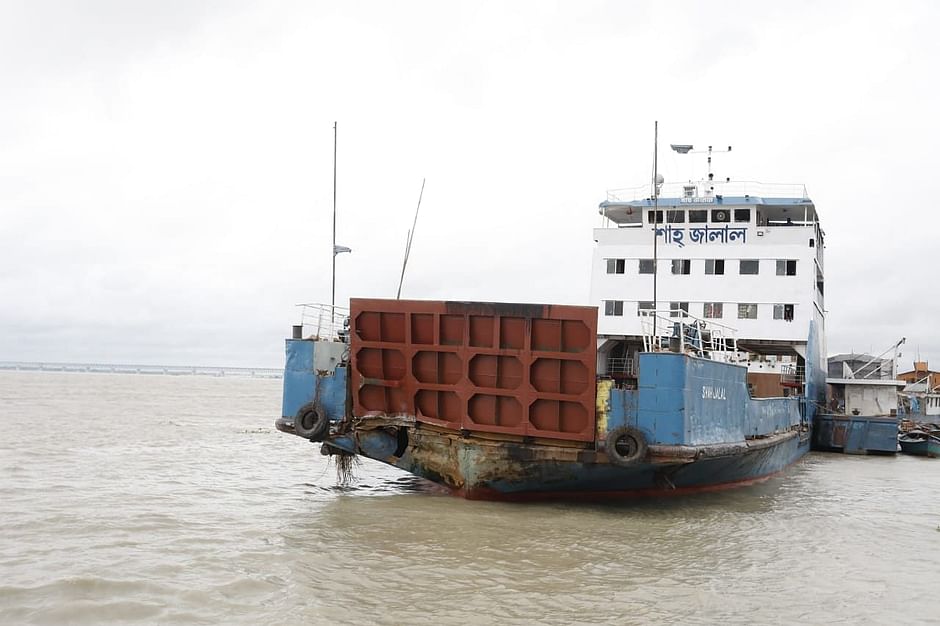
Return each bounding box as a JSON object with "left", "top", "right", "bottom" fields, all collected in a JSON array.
[{"left": 1, "top": 0, "right": 938, "bottom": 368}]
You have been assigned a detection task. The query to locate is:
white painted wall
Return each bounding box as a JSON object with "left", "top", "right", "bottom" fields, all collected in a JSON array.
[
  {"left": 926, "top": 394, "right": 940, "bottom": 417},
  {"left": 845, "top": 385, "right": 899, "bottom": 416},
  {"left": 589, "top": 210, "right": 823, "bottom": 343}
]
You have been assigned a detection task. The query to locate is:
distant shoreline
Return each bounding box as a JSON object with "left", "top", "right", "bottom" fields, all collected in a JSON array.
[{"left": 0, "top": 362, "right": 282, "bottom": 378}]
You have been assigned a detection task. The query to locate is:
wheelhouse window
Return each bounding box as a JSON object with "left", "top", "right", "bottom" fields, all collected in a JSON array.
[
  {"left": 666, "top": 209, "right": 685, "bottom": 223},
  {"left": 637, "top": 301, "right": 654, "bottom": 316},
  {"left": 738, "top": 303, "right": 758, "bottom": 319},
  {"left": 712, "top": 209, "right": 730, "bottom": 223},
  {"left": 703, "top": 302, "right": 723, "bottom": 319},
  {"left": 606, "top": 258, "right": 626, "bottom": 274},
  {"left": 604, "top": 300, "right": 624, "bottom": 316},
  {"left": 734, "top": 209, "right": 751, "bottom": 222},
  {"left": 739, "top": 259, "right": 760, "bottom": 275},
  {"left": 671, "top": 259, "right": 691, "bottom": 275},
  {"left": 689, "top": 210, "right": 707, "bottom": 223},
  {"left": 670, "top": 302, "right": 689, "bottom": 318},
  {"left": 773, "top": 304, "right": 795, "bottom": 321},
  {"left": 705, "top": 259, "right": 725, "bottom": 275},
  {"left": 776, "top": 259, "right": 797, "bottom": 276},
  {"left": 647, "top": 210, "right": 664, "bottom": 224},
  {"left": 639, "top": 259, "right": 655, "bottom": 274}
]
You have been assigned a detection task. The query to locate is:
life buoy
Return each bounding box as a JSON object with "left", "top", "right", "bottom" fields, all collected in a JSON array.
[
  {"left": 715, "top": 210, "right": 728, "bottom": 222},
  {"left": 605, "top": 426, "right": 648, "bottom": 466},
  {"left": 294, "top": 402, "right": 329, "bottom": 441}
]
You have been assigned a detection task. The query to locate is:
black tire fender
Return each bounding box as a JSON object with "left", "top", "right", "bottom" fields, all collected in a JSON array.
[
  {"left": 294, "top": 402, "right": 329, "bottom": 441},
  {"left": 605, "top": 426, "right": 648, "bottom": 466}
]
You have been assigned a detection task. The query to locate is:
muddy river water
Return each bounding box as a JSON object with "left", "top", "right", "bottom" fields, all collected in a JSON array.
[{"left": 2, "top": 371, "right": 938, "bottom": 624}]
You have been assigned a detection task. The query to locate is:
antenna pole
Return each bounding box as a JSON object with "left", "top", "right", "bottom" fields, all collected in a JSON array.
[
  {"left": 331, "top": 121, "right": 337, "bottom": 324},
  {"left": 652, "top": 121, "right": 659, "bottom": 346},
  {"left": 397, "top": 178, "right": 426, "bottom": 299}
]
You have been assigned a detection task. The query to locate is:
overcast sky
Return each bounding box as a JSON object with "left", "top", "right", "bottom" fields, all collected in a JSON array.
[{"left": 2, "top": 0, "right": 937, "bottom": 368}]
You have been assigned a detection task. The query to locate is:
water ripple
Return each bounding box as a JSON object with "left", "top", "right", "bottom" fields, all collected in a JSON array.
[{"left": 1, "top": 371, "right": 939, "bottom": 624}]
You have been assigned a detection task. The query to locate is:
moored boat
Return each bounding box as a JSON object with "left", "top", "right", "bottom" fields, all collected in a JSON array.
[
  {"left": 898, "top": 431, "right": 940, "bottom": 458},
  {"left": 276, "top": 138, "right": 827, "bottom": 499},
  {"left": 813, "top": 342, "right": 906, "bottom": 455}
]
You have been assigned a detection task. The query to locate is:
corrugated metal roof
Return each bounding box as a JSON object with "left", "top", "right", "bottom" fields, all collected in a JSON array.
[{"left": 828, "top": 353, "right": 881, "bottom": 363}]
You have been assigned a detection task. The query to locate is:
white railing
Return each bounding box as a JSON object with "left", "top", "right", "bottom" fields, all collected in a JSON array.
[
  {"left": 606, "top": 180, "right": 809, "bottom": 203},
  {"left": 639, "top": 309, "right": 739, "bottom": 360},
  {"left": 606, "top": 356, "right": 637, "bottom": 377},
  {"left": 781, "top": 363, "right": 805, "bottom": 388},
  {"left": 296, "top": 303, "right": 350, "bottom": 342}
]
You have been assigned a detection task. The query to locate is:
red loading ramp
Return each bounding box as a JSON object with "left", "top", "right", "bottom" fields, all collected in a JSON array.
[{"left": 350, "top": 299, "right": 598, "bottom": 442}]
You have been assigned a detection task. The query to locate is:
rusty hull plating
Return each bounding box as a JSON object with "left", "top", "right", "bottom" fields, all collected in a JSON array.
[{"left": 322, "top": 414, "right": 804, "bottom": 500}]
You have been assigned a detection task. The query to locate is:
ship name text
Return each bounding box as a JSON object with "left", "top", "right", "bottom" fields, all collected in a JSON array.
[
  {"left": 655, "top": 225, "right": 747, "bottom": 248},
  {"left": 702, "top": 385, "right": 727, "bottom": 400}
]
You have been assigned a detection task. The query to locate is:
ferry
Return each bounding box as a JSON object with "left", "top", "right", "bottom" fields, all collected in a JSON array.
[{"left": 276, "top": 142, "right": 827, "bottom": 500}]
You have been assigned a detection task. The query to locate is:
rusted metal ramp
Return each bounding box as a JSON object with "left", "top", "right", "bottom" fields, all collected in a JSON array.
[{"left": 349, "top": 299, "right": 598, "bottom": 442}]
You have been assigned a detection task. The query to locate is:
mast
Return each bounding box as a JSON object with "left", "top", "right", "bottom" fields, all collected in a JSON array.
[
  {"left": 652, "top": 121, "right": 659, "bottom": 345},
  {"left": 331, "top": 121, "right": 337, "bottom": 325},
  {"left": 397, "top": 178, "right": 426, "bottom": 299}
]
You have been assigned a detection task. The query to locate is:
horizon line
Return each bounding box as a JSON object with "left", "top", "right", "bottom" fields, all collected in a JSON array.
[{"left": 0, "top": 360, "right": 283, "bottom": 377}]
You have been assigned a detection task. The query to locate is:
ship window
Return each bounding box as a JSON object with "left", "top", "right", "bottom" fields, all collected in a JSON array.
[
  {"left": 604, "top": 300, "right": 624, "bottom": 316},
  {"left": 705, "top": 259, "right": 725, "bottom": 275},
  {"left": 773, "top": 304, "right": 795, "bottom": 321},
  {"left": 711, "top": 209, "right": 730, "bottom": 223},
  {"left": 809, "top": 238, "right": 815, "bottom": 247},
  {"left": 776, "top": 259, "right": 797, "bottom": 276},
  {"left": 606, "top": 258, "right": 626, "bottom": 274},
  {"left": 738, "top": 303, "right": 758, "bottom": 319},
  {"left": 647, "top": 210, "right": 664, "bottom": 224},
  {"left": 734, "top": 209, "right": 751, "bottom": 222},
  {"left": 689, "top": 210, "right": 707, "bottom": 223},
  {"left": 670, "top": 302, "right": 689, "bottom": 318},
  {"left": 666, "top": 209, "right": 685, "bottom": 223},
  {"left": 703, "top": 302, "right": 723, "bottom": 319},
  {"left": 671, "top": 259, "right": 691, "bottom": 275},
  {"left": 637, "top": 301, "right": 654, "bottom": 316},
  {"left": 739, "top": 259, "right": 760, "bottom": 275},
  {"left": 639, "top": 259, "right": 655, "bottom": 274}
]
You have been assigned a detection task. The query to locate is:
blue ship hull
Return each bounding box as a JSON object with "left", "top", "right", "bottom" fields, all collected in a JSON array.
[
  {"left": 277, "top": 314, "right": 824, "bottom": 500},
  {"left": 813, "top": 414, "right": 899, "bottom": 455}
]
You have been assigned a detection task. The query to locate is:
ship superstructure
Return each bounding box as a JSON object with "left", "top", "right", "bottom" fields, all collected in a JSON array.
[{"left": 590, "top": 174, "right": 826, "bottom": 398}]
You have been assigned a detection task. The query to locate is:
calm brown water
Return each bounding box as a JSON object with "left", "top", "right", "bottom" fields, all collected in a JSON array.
[{"left": 1, "top": 371, "right": 938, "bottom": 625}]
